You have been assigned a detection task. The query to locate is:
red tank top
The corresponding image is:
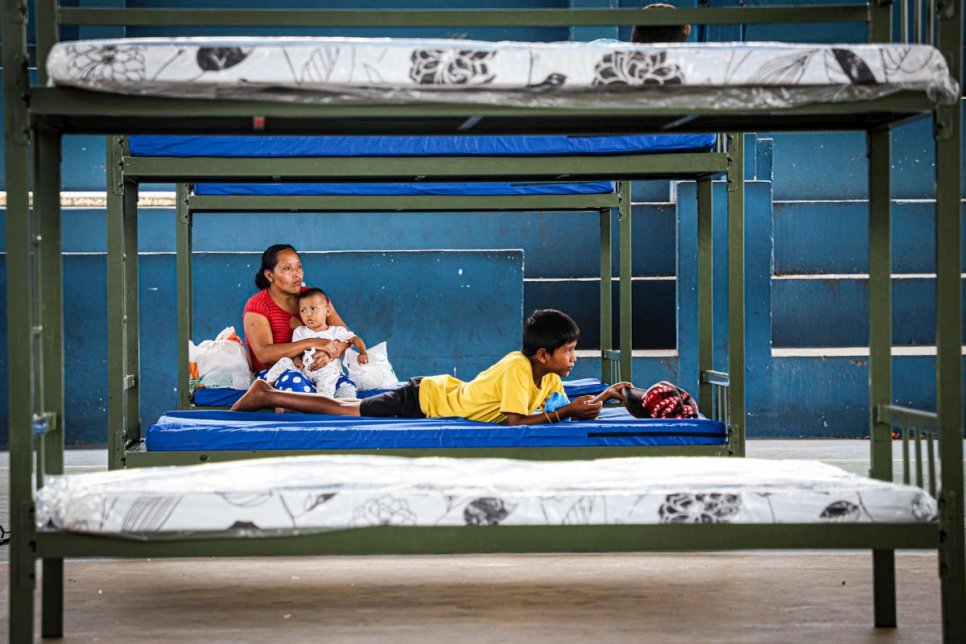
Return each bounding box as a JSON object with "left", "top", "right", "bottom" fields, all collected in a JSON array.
[{"left": 242, "top": 289, "right": 299, "bottom": 371}]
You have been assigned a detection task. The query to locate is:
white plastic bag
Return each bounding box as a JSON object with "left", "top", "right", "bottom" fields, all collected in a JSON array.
[
  {"left": 344, "top": 341, "right": 398, "bottom": 391},
  {"left": 188, "top": 326, "right": 253, "bottom": 391}
]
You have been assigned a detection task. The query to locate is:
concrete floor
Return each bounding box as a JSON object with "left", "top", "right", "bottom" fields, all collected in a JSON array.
[
  {"left": 0, "top": 553, "right": 944, "bottom": 642},
  {"left": 0, "top": 441, "right": 961, "bottom": 642}
]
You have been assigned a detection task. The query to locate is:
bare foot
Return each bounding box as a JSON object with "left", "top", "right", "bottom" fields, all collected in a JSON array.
[{"left": 231, "top": 379, "right": 273, "bottom": 411}]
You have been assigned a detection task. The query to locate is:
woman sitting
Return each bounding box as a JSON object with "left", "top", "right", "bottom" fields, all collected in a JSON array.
[{"left": 243, "top": 244, "right": 352, "bottom": 393}]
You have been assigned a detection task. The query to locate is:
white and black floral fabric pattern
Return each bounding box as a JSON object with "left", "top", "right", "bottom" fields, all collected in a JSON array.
[
  {"left": 45, "top": 37, "right": 959, "bottom": 107},
  {"left": 35, "top": 455, "right": 937, "bottom": 538}
]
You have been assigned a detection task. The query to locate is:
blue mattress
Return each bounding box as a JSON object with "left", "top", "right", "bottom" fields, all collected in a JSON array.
[
  {"left": 193, "top": 181, "right": 616, "bottom": 196},
  {"left": 130, "top": 134, "right": 716, "bottom": 158},
  {"left": 145, "top": 407, "right": 728, "bottom": 452},
  {"left": 192, "top": 378, "right": 610, "bottom": 409}
]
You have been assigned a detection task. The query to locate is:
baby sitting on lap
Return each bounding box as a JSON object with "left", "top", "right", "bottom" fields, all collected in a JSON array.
[{"left": 263, "top": 287, "right": 368, "bottom": 398}]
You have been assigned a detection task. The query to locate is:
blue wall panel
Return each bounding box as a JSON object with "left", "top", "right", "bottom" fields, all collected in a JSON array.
[
  {"left": 774, "top": 201, "right": 966, "bottom": 275},
  {"left": 525, "top": 279, "right": 676, "bottom": 350},
  {"left": 748, "top": 356, "right": 966, "bottom": 438},
  {"left": 770, "top": 277, "right": 966, "bottom": 347},
  {"left": 765, "top": 105, "right": 966, "bottom": 201}
]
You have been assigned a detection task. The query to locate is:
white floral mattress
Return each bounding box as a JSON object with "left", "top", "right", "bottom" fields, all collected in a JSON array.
[
  {"left": 36, "top": 455, "right": 936, "bottom": 539},
  {"left": 46, "top": 38, "right": 960, "bottom": 109}
]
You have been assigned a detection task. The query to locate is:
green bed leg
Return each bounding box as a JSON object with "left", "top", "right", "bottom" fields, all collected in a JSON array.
[
  {"left": 177, "top": 184, "right": 194, "bottom": 410},
  {"left": 618, "top": 181, "right": 633, "bottom": 383},
  {"left": 107, "top": 136, "right": 141, "bottom": 468},
  {"left": 934, "top": 3, "right": 965, "bottom": 640},
  {"left": 867, "top": 124, "right": 896, "bottom": 628},
  {"left": 696, "top": 176, "right": 713, "bottom": 417},
  {"left": 599, "top": 207, "right": 613, "bottom": 383},
  {"left": 726, "top": 134, "right": 745, "bottom": 456},
  {"left": 35, "top": 123, "right": 66, "bottom": 638}
]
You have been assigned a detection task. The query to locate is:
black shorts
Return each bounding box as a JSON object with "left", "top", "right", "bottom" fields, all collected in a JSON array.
[{"left": 358, "top": 377, "right": 425, "bottom": 418}]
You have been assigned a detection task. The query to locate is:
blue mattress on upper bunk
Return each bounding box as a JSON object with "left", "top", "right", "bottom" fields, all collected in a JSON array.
[
  {"left": 145, "top": 407, "right": 729, "bottom": 452},
  {"left": 129, "top": 134, "right": 717, "bottom": 158},
  {"left": 193, "top": 181, "right": 617, "bottom": 196}
]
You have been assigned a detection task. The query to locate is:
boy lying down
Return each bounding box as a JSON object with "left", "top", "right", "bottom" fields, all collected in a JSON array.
[{"left": 232, "top": 308, "right": 629, "bottom": 425}]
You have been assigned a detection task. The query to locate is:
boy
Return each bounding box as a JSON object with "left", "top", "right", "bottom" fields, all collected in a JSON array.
[
  {"left": 232, "top": 309, "right": 629, "bottom": 424},
  {"left": 262, "top": 288, "right": 368, "bottom": 397}
]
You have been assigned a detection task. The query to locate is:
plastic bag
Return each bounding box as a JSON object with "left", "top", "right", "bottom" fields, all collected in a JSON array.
[
  {"left": 343, "top": 341, "right": 398, "bottom": 391},
  {"left": 188, "top": 327, "right": 253, "bottom": 391}
]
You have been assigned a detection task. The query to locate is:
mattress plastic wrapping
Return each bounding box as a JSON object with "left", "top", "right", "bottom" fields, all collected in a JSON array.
[
  {"left": 144, "top": 407, "right": 728, "bottom": 451},
  {"left": 36, "top": 455, "right": 937, "bottom": 540},
  {"left": 47, "top": 38, "right": 960, "bottom": 108}
]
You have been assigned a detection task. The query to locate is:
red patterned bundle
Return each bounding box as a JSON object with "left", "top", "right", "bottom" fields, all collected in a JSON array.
[{"left": 641, "top": 381, "right": 699, "bottom": 419}]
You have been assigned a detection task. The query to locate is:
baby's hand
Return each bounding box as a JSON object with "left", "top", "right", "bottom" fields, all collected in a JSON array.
[{"left": 358, "top": 352, "right": 369, "bottom": 365}]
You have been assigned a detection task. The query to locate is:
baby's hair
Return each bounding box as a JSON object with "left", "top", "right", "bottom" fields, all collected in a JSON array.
[
  {"left": 522, "top": 309, "right": 580, "bottom": 357},
  {"left": 298, "top": 287, "right": 329, "bottom": 302},
  {"left": 254, "top": 244, "right": 297, "bottom": 290}
]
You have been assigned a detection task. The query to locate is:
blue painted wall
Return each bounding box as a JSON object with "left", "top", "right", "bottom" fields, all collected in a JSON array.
[{"left": 1, "top": 0, "right": 965, "bottom": 442}]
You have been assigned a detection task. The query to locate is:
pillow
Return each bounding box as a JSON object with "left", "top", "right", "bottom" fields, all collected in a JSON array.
[{"left": 344, "top": 341, "right": 398, "bottom": 391}]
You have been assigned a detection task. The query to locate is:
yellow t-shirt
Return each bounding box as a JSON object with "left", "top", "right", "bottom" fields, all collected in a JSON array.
[{"left": 418, "top": 351, "right": 565, "bottom": 423}]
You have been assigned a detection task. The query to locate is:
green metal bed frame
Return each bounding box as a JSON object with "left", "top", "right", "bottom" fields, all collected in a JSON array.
[
  {"left": 3, "top": 2, "right": 962, "bottom": 642},
  {"left": 105, "top": 135, "right": 741, "bottom": 468}
]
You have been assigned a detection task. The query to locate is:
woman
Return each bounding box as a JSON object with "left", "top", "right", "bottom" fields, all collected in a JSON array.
[{"left": 243, "top": 244, "right": 351, "bottom": 392}]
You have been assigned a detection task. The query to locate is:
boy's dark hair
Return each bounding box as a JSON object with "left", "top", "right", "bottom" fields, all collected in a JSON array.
[
  {"left": 298, "top": 287, "right": 328, "bottom": 302},
  {"left": 631, "top": 3, "right": 690, "bottom": 43},
  {"left": 254, "top": 243, "right": 297, "bottom": 290},
  {"left": 522, "top": 309, "right": 580, "bottom": 356}
]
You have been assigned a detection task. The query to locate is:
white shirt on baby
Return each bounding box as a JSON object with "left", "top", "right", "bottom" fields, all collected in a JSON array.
[{"left": 291, "top": 325, "right": 357, "bottom": 395}]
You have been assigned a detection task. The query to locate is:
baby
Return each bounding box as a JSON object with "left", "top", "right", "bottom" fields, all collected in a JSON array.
[{"left": 264, "top": 288, "right": 368, "bottom": 397}]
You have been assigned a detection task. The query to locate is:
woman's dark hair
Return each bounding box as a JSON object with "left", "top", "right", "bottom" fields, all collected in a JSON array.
[
  {"left": 521, "top": 309, "right": 580, "bottom": 356},
  {"left": 254, "top": 244, "right": 297, "bottom": 290}
]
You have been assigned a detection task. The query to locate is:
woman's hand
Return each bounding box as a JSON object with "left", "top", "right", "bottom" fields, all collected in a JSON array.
[
  {"left": 315, "top": 339, "right": 342, "bottom": 360},
  {"left": 358, "top": 351, "right": 369, "bottom": 365},
  {"left": 305, "top": 350, "right": 331, "bottom": 371}
]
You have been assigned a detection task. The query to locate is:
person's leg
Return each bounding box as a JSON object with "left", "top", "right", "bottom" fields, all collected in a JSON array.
[{"left": 231, "top": 380, "right": 362, "bottom": 415}]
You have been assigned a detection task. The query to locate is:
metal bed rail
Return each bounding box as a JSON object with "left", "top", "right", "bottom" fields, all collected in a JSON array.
[{"left": 876, "top": 403, "right": 942, "bottom": 497}]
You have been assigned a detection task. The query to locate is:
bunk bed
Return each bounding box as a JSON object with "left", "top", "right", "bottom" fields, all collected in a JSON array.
[
  {"left": 4, "top": 3, "right": 962, "bottom": 643},
  {"left": 109, "top": 132, "right": 739, "bottom": 467}
]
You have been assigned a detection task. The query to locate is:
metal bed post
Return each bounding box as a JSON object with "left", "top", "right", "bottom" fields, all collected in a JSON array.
[
  {"left": 106, "top": 136, "right": 141, "bottom": 470},
  {"left": 726, "top": 133, "right": 745, "bottom": 456},
  {"left": 867, "top": 123, "right": 896, "bottom": 627},
  {"left": 696, "top": 175, "right": 714, "bottom": 417},
  {"left": 34, "top": 122, "right": 66, "bottom": 638},
  {"left": 934, "top": 0, "right": 965, "bottom": 638},
  {"left": 176, "top": 184, "right": 194, "bottom": 410},
  {"left": 618, "top": 180, "right": 633, "bottom": 383},
  {"left": 599, "top": 206, "right": 613, "bottom": 384},
  {"left": 4, "top": 0, "right": 39, "bottom": 639}
]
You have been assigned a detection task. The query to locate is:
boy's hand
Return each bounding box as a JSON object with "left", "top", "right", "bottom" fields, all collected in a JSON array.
[
  {"left": 563, "top": 395, "right": 603, "bottom": 421},
  {"left": 358, "top": 352, "right": 369, "bottom": 365},
  {"left": 599, "top": 381, "right": 632, "bottom": 404}
]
